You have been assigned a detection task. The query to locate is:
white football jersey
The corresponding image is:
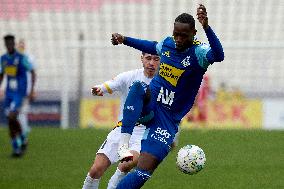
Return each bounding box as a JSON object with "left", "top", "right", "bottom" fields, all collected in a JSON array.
[{"left": 98, "top": 68, "right": 153, "bottom": 121}]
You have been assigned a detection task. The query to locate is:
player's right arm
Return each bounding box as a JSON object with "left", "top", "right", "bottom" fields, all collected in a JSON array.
[
  {"left": 91, "top": 72, "right": 128, "bottom": 96},
  {"left": 112, "top": 33, "right": 158, "bottom": 55},
  {"left": 196, "top": 4, "right": 224, "bottom": 64},
  {"left": 0, "top": 57, "right": 4, "bottom": 98},
  {"left": 0, "top": 56, "right": 4, "bottom": 87}
]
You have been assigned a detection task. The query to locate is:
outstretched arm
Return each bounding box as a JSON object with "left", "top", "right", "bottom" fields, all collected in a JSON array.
[
  {"left": 112, "top": 33, "right": 158, "bottom": 55},
  {"left": 91, "top": 72, "right": 127, "bottom": 96},
  {"left": 197, "top": 4, "right": 224, "bottom": 63}
]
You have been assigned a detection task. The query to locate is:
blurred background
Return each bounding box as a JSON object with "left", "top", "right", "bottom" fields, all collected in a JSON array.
[
  {"left": 0, "top": 1, "right": 284, "bottom": 189},
  {"left": 0, "top": 0, "right": 284, "bottom": 129}
]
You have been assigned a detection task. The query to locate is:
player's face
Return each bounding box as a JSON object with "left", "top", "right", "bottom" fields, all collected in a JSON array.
[
  {"left": 173, "top": 22, "right": 196, "bottom": 51},
  {"left": 142, "top": 53, "right": 160, "bottom": 78},
  {"left": 5, "top": 39, "right": 15, "bottom": 54}
]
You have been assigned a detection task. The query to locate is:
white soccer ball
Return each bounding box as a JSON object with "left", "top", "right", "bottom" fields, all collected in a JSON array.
[{"left": 176, "top": 145, "right": 206, "bottom": 175}]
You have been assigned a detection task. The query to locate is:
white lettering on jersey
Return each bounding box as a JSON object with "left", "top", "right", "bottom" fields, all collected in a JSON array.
[
  {"left": 126, "top": 105, "right": 134, "bottom": 111},
  {"left": 157, "top": 87, "right": 175, "bottom": 106},
  {"left": 9, "top": 79, "right": 18, "bottom": 90}
]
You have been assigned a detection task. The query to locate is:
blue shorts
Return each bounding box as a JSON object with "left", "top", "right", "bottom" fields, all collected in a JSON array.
[
  {"left": 131, "top": 81, "right": 179, "bottom": 161},
  {"left": 3, "top": 94, "right": 25, "bottom": 115},
  {"left": 140, "top": 103, "right": 179, "bottom": 162}
]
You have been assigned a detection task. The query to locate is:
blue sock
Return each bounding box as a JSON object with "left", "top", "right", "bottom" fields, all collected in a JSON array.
[
  {"left": 116, "top": 169, "right": 151, "bottom": 189},
  {"left": 121, "top": 81, "right": 147, "bottom": 134},
  {"left": 11, "top": 137, "right": 21, "bottom": 153},
  {"left": 20, "top": 133, "right": 27, "bottom": 145}
]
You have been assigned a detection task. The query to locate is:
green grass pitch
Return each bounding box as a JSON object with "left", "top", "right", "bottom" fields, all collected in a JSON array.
[{"left": 0, "top": 127, "right": 283, "bottom": 189}]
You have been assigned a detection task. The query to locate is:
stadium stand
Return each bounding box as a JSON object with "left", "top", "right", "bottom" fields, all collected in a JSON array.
[{"left": 0, "top": 0, "right": 283, "bottom": 98}]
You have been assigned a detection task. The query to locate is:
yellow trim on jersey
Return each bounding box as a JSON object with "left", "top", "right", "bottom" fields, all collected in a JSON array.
[
  {"left": 114, "top": 121, "right": 142, "bottom": 129},
  {"left": 116, "top": 121, "right": 122, "bottom": 127},
  {"left": 103, "top": 83, "right": 113, "bottom": 94}
]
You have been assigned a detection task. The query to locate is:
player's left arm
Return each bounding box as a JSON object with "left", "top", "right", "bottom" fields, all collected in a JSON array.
[
  {"left": 29, "top": 69, "right": 36, "bottom": 101},
  {"left": 0, "top": 56, "right": 4, "bottom": 88},
  {"left": 197, "top": 4, "right": 224, "bottom": 64},
  {"left": 112, "top": 33, "right": 158, "bottom": 55},
  {"left": 23, "top": 56, "right": 36, "bottom": 101}
]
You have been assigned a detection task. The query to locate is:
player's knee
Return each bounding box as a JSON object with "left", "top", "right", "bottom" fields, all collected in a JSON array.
[
  {"left": 130, "top": 81, "right": 147, "bottom": 96},
  {"left": 8, "top": 112, "right": 17, "bottom": 120},
  {"left": 119, "top": 151, "right": 139, "bottom": 172},
  {"left": 89, "top": 161, "right": 107, "bottom": 179},
  {"left": 144, "top": 87, "right": 151, "bottom": 104}
]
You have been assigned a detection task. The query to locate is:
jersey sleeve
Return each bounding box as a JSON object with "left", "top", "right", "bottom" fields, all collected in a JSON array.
[
  {"left": 0, "top": 56, "right": 3, "bottom": 74},
  {"left": 156, "top": 38, "right": 167, "bottom": 56},
  {"left": 22, "top": 55, "right": 34, "bottom": 71},
  {"left": 123, "top": 37, "right": 158, "bottom": 55},
  {"left": 204, "top": 26, "right": 225, "bottom": 63},
  {"left": 195, "top": 43, "right": 211, "bottom": 69},
  {"left": 100, "top": 72, "right": 128, "bottom": 94}
]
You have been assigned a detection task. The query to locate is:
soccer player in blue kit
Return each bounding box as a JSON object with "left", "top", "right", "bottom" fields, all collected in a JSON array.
[
  {"left": 111, "top": 4, "right": 224, "bottom": 188},
  {"left": 0, "top": 35, "right": 36, "bottom": 157}
]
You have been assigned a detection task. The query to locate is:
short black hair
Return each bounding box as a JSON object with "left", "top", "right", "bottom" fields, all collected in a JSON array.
[
  {"left": 175, "top": 13, "right": 195, "bottom": 28},
  {"left": 142, "top": 41, "right": 158, "bottom": 55},
  {"left": 4, "top": 34, "right": 15, "bottom": 41}
]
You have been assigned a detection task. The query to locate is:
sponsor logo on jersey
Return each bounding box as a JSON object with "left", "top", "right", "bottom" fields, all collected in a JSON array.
[
  {"left": 162, "top": 51, "right": 170, "bottom": 58},
  {"left": 5, "top": 66, "right": 17, "bottom": 76},
  {"left": 159, "top": 63, "right": 184, "bottom": 86},
  {"left": 181, "top": 55, "right": 191, "bottom": 67},
  {"left": 193, "top": 40, "right": 201, "bottom": 45}
]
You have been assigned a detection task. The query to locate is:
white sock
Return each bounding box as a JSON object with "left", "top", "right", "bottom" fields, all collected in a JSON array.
[
  {"left": 82, "top": 173, "right": 100, "bottom": 189},
  {"left": 107, "top": 168, "right": 127, "bottom": 189},
  {"left": 18, "top": 112, "right": 31, "bottom": 136}
]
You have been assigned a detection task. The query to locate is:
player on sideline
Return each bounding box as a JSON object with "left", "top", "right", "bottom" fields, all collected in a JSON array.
[
  {"left": 0, "top": 35, "right": 36, "bottom": 157},
  {"left": 82, "top": 52, "right": 160, "bottom": 189},
  {"left": 111, "top": 4, "right": 224, "bottom": 188}
]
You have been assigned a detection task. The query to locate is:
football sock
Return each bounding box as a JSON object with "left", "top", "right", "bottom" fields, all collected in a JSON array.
[
  {"left": 11, "top": 136, "right": 21, "bottom": 153},
  {"left": 116, "top": 169, "right": 151, "bottom": 189},
  {"left": 18, "top": 112, "right": 30, "bottom": 136},
  {"left": 121, "top": 81, "right": 146, "bottom": 134},
  {"left": 20, "top": 134, "right": 27, "bottom": 145},
  {"left": 107, "top": 168, "right": 127, "bottom": 189},
  {"left": 82, "top": 173, "right": 100, "bottom": 189}
]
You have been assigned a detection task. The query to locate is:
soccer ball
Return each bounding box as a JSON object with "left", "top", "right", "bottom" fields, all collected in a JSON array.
[{"left": 176, "top": 145, "right": 206, "bottom": 175}]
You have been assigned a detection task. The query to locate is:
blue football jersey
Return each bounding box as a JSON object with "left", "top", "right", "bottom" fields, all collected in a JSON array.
[
  {"left": 149, "top": 37, "right": 211, "bottom": 123},
  {"left": 0, "top": 51, "right": 33, "bottom": 96}
]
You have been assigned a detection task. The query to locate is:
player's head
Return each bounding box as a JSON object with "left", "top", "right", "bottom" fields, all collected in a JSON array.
[
  {"left": 173, "top": 13, "right": 197, "bottom": 51},
  {"left": 3, "top": 34, "right": 16, "bottom": 54},
  {"left": 17, "top": 39, "right": 26, "bottom": 53},
  {"left": 141, "top": 52, "right": 160, "bottom": 78}
]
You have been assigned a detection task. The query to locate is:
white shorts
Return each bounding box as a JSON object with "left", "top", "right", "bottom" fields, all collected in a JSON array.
[{"left": 97, "top": 125, "right": 146, "bottom": 164}]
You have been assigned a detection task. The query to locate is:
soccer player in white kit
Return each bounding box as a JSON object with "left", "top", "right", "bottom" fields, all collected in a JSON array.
[
  {"left": 17, "top": 39, "right": 36, "bottom": 149},
  {"left": 82, "top": 52, "right": 160, "bottom": 189}
]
